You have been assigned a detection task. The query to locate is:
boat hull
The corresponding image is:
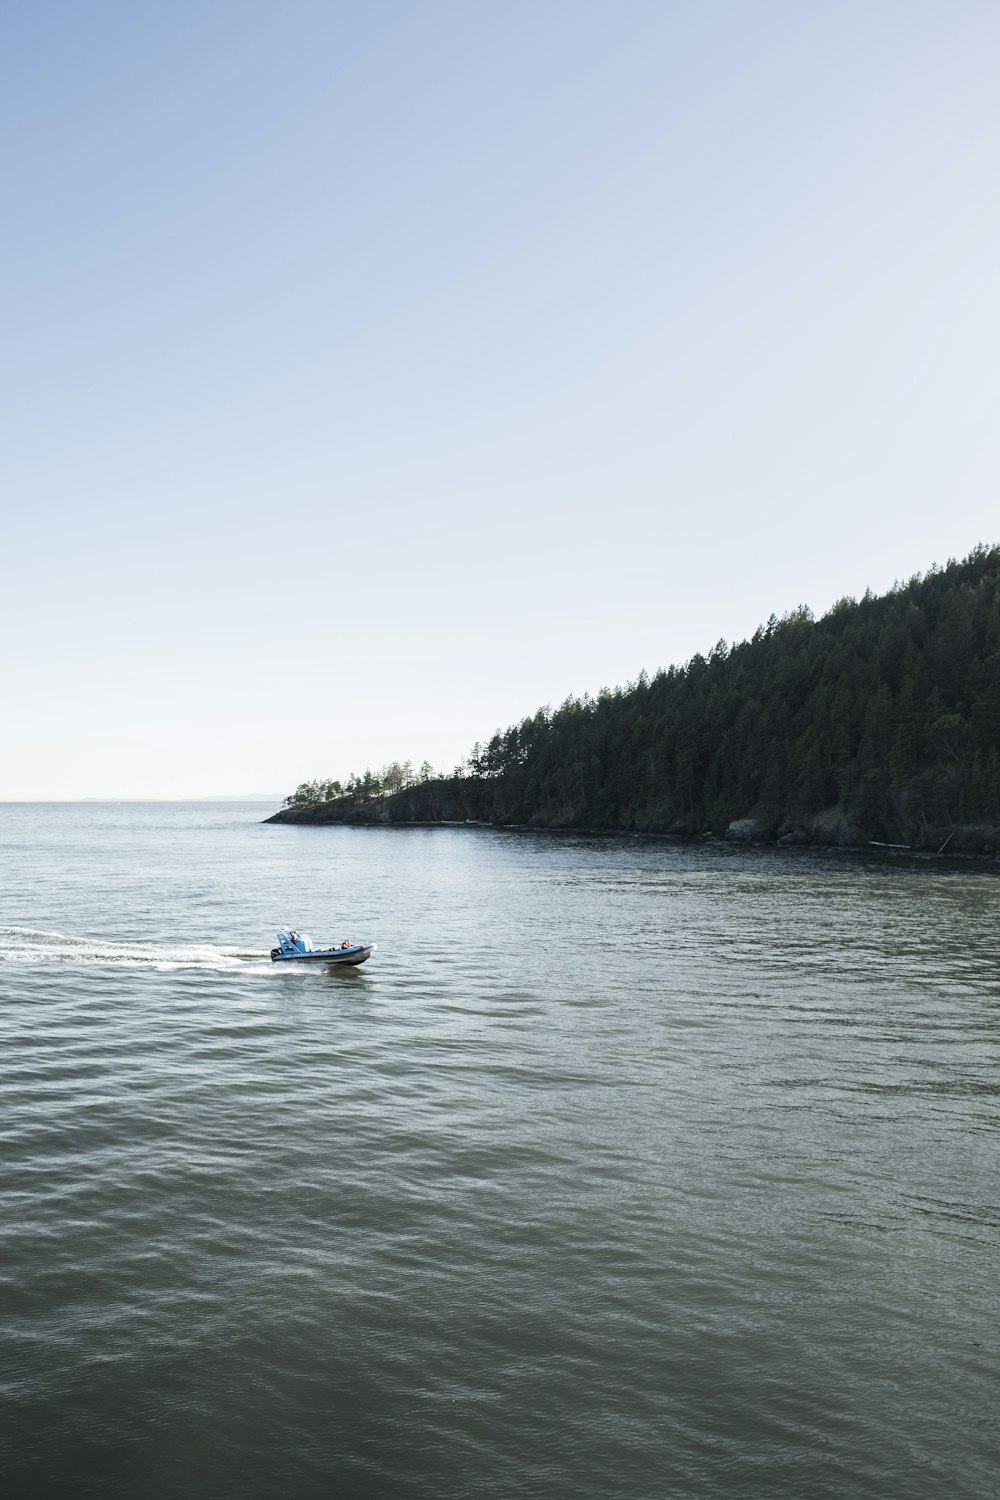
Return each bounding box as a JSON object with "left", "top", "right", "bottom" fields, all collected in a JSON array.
[{"left": 270, "top": 943, "right": 375, "bottom": 966}]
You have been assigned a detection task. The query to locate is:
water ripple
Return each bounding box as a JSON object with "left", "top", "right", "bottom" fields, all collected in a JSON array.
[{"left": 0, "top": 808, "right": 998, "bottom": 1498}]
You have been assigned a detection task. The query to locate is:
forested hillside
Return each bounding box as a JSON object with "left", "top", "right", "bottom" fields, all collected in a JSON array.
[{"left": 272, "top": 545, "right": 1000, "bottom": 851}]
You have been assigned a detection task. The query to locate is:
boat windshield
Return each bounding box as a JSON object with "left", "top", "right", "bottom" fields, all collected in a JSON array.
[{"left": 276, "top": 928, "right": 312, "bottom": 954}]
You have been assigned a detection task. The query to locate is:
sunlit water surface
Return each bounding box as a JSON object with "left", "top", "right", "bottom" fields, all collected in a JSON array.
[{"left": 1, "top": 803, "right": 998, "bottom": 1498}]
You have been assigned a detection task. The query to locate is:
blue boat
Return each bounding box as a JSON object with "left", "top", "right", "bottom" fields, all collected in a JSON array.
[{"left": 270, "top": 928, "right": 376, "bottom": 966}]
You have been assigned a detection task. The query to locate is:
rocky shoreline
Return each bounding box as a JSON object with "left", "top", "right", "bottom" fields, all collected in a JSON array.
[{"left": 263, "top": 780, "right": 1000, "bottom": 861}]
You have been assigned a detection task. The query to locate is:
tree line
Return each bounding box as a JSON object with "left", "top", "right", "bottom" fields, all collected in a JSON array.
[
  {"left": 287, "top": 759, "right": 439, "bottom": 808},
  {"left": 283, "top": 544, "right": 1000, "bottom": 847}
]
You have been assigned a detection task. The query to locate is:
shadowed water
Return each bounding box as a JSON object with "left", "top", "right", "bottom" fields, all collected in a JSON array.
[{"left": 1, "top": 804, "right": 998, "bottom": 1498}]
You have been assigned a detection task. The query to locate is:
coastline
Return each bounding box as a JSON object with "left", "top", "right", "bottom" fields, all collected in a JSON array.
[{"left": 263, "top": 799, "right": 1000, "bottom": 865}]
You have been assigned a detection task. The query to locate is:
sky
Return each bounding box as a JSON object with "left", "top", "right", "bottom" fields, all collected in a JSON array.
[{"left": 3, "top": 0, "right": 999, "bottom": 799}]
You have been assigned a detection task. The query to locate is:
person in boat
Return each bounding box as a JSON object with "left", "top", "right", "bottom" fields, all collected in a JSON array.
[{"left": 277, "top": 928, "right": 310, "bottom": 955}]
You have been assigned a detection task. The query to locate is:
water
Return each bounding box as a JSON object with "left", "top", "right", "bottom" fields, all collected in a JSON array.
[{"left": 1, "top": 803, "right": 998, "bottom": 1498}]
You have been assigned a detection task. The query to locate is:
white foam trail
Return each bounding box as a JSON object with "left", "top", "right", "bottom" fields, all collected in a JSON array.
[{"left": 0, "top": 926, "right": 270, "bottom": 972}]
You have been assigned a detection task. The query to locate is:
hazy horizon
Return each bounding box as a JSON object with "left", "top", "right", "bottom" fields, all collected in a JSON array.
[
  {"left": 0, "top": 794, "right": 284, "bottom": 804},
  {"left": 4, "top": 1, "right": 999, "bottom": 799}
]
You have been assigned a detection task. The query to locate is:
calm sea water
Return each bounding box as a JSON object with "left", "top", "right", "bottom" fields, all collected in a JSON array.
[{"left": 1, "top": 803, "right": 998, "bottom": 1498}]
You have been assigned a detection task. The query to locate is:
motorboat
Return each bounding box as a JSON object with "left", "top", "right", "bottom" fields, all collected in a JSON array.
[{"left": 270, "top": 928, "right": 376, "bottom": 966}]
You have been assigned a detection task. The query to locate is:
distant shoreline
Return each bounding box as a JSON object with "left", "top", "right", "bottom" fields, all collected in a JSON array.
[{"left": 0, "top": 796, "right": 283, "bottom": 805}]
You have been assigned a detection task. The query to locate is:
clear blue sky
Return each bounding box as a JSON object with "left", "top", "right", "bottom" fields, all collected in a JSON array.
[{"left": 3, "top": 1, "right": 999, "bottom": 798}]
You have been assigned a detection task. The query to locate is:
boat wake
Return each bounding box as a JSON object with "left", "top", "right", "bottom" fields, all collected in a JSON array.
[{"left": 0, "top": 926, "right": 269, "bottom": 972}]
